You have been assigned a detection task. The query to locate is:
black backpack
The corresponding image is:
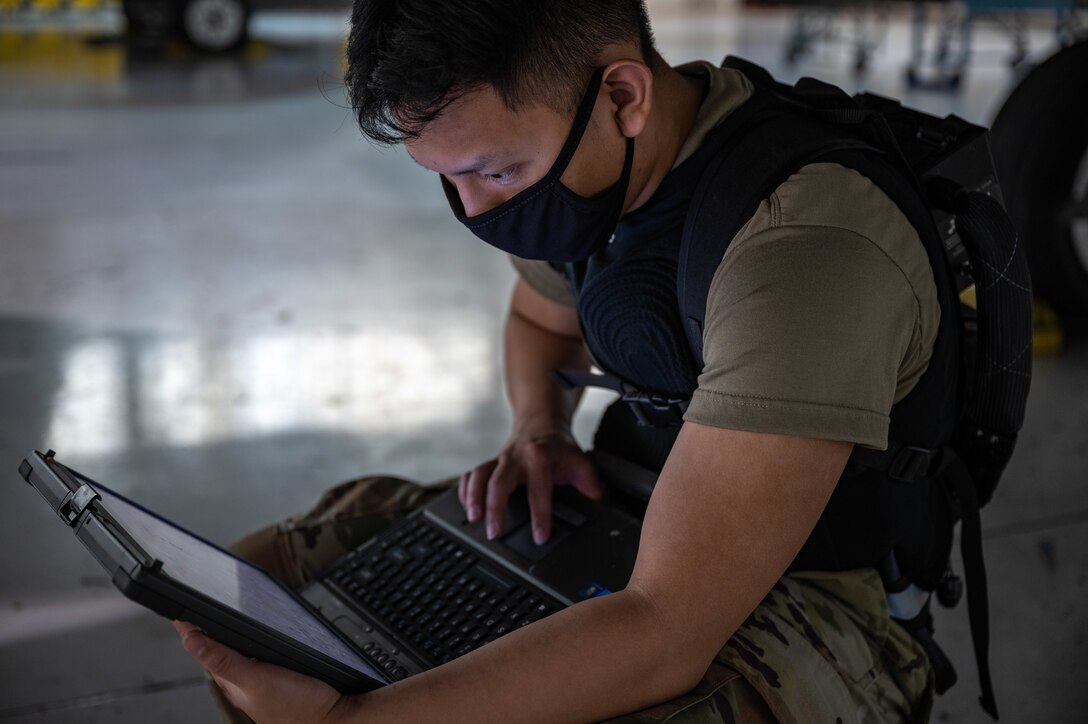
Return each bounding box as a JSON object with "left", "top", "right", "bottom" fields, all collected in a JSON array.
[{"left": 556, "top": 57, "right": 1032, "bottom": 719}]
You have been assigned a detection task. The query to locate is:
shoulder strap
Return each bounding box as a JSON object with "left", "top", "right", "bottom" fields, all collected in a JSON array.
[{"left": 678, "top": 88, "right": 877, "bottom": 369}]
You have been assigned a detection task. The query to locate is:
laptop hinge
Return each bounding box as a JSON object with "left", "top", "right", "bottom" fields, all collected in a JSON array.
[
  {"left": 59, "top": 483, "right": 100, "bottom": 527},
  {"left": 39, "top": 450, "right": 101, "bottom": 527}
]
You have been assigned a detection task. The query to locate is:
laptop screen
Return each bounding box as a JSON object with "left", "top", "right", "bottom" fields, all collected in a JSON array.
[{"left": 92, "top": 483, "right": 375, "bottom": 678}]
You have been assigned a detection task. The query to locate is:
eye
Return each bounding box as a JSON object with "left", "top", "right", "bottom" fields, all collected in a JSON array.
[{"left": 484, "top": 166, "right": 518, "bottom": 185}]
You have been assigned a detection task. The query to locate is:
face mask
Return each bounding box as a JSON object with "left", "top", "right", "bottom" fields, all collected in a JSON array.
[{"left": 441, "top": 67, "right": 635, "bottom": 262}]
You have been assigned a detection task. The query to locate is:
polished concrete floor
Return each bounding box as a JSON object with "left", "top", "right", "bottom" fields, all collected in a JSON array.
[{"left": 1, "top": 4, "right": 1086, "bottom": 722}]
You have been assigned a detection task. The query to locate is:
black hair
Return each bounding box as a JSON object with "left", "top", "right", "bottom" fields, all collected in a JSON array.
[{"left": 344, "top": 0, "right": 656, "bottom": 144}]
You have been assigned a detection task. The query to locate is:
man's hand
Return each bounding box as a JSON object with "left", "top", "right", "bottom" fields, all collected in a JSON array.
[
  {"left": 459, "top": 427, "right": 601, "bottom": 544},
  {"left": 173, "top": 621, "right": 353, "bottom": 724},
  {"left": 464, "top": 278, "right": 600, "bottom": 545}
]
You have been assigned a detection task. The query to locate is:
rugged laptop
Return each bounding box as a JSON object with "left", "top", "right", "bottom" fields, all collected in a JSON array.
[{"left": 19, "top": 449, "right": 653, "bottom": 692}]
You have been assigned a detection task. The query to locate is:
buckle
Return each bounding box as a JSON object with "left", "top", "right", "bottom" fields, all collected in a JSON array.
[
  {"left": 888, "top": 446, "right": 940, "bottom": 483},
  {"left": 622, "top": 392, "right": 689, "bottom": 428}
]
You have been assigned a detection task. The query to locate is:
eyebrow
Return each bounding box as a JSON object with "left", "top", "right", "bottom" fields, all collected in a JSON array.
[{"left": 406, "top": 150, "right": 500, "bottom": 177}]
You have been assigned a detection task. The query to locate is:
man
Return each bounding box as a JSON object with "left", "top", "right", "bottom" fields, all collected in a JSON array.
[{"left": 176, "top": 1, "right": 940, "bottom": 721}]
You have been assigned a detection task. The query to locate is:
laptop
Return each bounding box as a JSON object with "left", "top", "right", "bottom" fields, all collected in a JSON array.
[{"left": 18, "top": 449, "right": 655, "bottom": 692}]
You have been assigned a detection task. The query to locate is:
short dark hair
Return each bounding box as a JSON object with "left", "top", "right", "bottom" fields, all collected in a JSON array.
[{"left": 344, "top": 0, "right": 656, "bottom": 144}]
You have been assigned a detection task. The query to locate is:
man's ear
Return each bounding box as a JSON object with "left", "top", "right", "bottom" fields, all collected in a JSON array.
[{"left": 602, "top": 59, "right": 653, "bottom": 139}]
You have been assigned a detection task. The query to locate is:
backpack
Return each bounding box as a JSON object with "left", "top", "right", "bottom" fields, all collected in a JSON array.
[{"left": 554, "top": 57, "right": 1032, "bottom": 719}]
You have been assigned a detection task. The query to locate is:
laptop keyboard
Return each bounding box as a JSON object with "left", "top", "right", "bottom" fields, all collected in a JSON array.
[{"left": 327, "top": 515, "right": 561, "bottom": 669}]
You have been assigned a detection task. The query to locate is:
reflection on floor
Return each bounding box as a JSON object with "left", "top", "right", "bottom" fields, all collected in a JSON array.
[{"left": 0, "top": 5, "right": 1085, "bottom": 723}]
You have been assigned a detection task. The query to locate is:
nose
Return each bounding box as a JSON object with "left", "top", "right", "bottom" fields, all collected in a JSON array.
[{"left": 447, "top": 178, "right": 506, "bottom": 219}]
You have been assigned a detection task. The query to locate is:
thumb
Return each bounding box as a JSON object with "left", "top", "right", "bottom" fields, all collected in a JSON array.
[
  {"left": 183, "top": 630, "right": 249, "bottom": 687},
  {"left": 564, "top": 457, "right": 603, "bottom": 501}
]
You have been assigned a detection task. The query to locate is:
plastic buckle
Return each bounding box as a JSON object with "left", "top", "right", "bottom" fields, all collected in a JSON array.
[
  {"left": 622, "top": 392, "right": 689, "bottom": 428},
  {"left": 888, "top": 446, "right": 939, "bottom": 483}
]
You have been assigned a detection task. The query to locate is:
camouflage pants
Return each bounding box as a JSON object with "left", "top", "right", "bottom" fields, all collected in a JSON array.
[{"left": 212, "top": 476, "right": 933, "bottom": 724}]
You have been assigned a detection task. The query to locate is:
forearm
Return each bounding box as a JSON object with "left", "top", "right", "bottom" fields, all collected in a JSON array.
[
  {"left": 338, "top": 589, "right": 702, "bottom": 723},
  {"left": 504, "top": 303, "right": 589, "bottom": 434}
]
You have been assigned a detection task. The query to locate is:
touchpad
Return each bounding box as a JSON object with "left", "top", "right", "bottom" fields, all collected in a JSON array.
[{"left": 502, "top": 523, "right": 571, "bottom": 562}]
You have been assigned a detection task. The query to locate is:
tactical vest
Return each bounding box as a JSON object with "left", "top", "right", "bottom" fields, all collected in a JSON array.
[
  {"left": 560, "top": 82, "right": 962, "bottom": 590},
  {"left": 551, "top": 60, "right": 1031, "bottom": 719}
]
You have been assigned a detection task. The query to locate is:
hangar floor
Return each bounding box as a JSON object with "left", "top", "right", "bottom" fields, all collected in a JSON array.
[{"left": 1, "top": 4, "right": 1085, "bottom": 722}]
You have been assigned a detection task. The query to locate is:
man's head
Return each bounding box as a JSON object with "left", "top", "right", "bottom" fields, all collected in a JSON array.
[
  {"left": 344, "top": 0, "right": 676, "bottom": 261},
  {"left": 344, "top": 0, "right": 655, "bottom": 145}
]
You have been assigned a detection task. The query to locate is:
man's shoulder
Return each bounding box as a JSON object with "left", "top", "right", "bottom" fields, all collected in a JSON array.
[{"left": 730, "top": 162, "right": 923, "bottom": 262}]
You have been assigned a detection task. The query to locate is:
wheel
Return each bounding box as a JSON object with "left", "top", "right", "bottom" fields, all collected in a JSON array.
[
  {"left": 179, "top": 0, "right": 250, "bottom": 53},
  {"left": 991, "top": 38, "right": 1088, "bottom": 317}
]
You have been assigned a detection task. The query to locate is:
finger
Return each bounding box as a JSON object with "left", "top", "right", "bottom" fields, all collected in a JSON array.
[
  {"left": 172, "top": 620, "right": 199, "bottom": 637},
  {"left": 458, "top": 471, "right": 468, "bottom": 509},
  {"left": 180, "top": 627, "right": 343, "bottom": 722},
  {"left": 567, "top": 456, "right": 604, "bottom": 501},
  {"left": 525, "top": 450, "right": 554, "bottom": 545},
  {"left": 181, "top": 629, "right": 246, "bottom": 684},
  {"left": 465, "top": 461, "right": 495, "bottom": 524},
  {"left": 484, "top": 456, "right": 516, "bottom": 540}
]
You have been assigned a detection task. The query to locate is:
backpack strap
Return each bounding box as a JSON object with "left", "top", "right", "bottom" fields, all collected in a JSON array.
[
  {"left": 682, "top": 59, "right": 1008, "bottom": 719},
  {"left": 678, "top": 98, "right": 877, "bottom": 367},
  {"left": 930, "top": 181, "right": 1033, "bottom": 504}
]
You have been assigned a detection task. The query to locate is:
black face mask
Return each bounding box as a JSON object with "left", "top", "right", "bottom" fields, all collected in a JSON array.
[{"left": 441, "top": 67, "right": 635, "bottom": 262}]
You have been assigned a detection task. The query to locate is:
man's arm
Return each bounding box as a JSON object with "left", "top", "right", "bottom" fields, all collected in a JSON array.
[{"left": 345, "top": 424, "right": 851, "bottom": 722}]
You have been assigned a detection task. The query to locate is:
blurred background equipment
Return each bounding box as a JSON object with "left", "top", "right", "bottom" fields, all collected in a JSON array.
[
  {"left": 121, "top": 0, "right": 350, "bottom": 52},
  {"left": 990, "top": 38, "right": 1088, "bottom": 318},
  {"left": 904, "top": 0, "right": 1085, "bottom": 89}
]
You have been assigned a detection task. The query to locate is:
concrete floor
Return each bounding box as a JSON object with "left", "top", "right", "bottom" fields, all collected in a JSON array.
[{"left": 1, "top": 3, "right": 1085, "bottom": 722}]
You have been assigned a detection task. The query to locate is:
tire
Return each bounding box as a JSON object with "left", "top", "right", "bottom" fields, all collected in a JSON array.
[
  {"left": 990, "top": 38, "right": 1088, "bottom": 317},
  {"left": 179, "top": 0, "right": 250, "bottom": 53}
]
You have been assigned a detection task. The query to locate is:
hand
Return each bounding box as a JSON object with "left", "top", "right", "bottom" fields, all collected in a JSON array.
[
  {"left": 459, "top": 427, "right": 602, "bottom": 544},
  {"left": 173, "top": 621, "right": 355, "bottom": 724}
]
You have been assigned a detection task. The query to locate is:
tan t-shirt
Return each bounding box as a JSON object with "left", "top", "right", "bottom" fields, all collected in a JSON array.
[{"left": 511, "top": 61, "right": 939, "bottom": 450}]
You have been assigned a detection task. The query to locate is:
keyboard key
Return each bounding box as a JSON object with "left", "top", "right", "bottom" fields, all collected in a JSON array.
[{"left": 472, "top": 564, "right": 514, "bottom": 593}]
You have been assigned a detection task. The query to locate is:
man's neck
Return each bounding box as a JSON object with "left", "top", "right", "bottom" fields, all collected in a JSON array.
[{"left": 625, "top": 62, "right": 706, "bottom": 214}]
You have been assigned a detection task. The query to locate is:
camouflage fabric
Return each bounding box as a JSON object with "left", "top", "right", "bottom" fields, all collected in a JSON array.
[{"left": 212, "top": 475, "right": 933, "bottom": 724}]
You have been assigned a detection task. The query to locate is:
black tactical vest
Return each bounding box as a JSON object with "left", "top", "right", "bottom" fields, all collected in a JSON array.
[{"left": 559, "top": 86, "right": 964, "bottom": 590}]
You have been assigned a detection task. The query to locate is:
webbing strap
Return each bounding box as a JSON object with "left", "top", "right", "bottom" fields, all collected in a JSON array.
[
  {"left": 550, "top": 370, "right": 689, "bottom": 427},
  {"left": 947, "top": 453, "right": 999, "bottom": 720},
  {"left": 678, "top": 108, "right": 875, "bottom": 367}
]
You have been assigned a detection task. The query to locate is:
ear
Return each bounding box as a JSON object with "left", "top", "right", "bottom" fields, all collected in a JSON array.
[{"left": 601, "top": 59, "right": 653, "bottom": 139}]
